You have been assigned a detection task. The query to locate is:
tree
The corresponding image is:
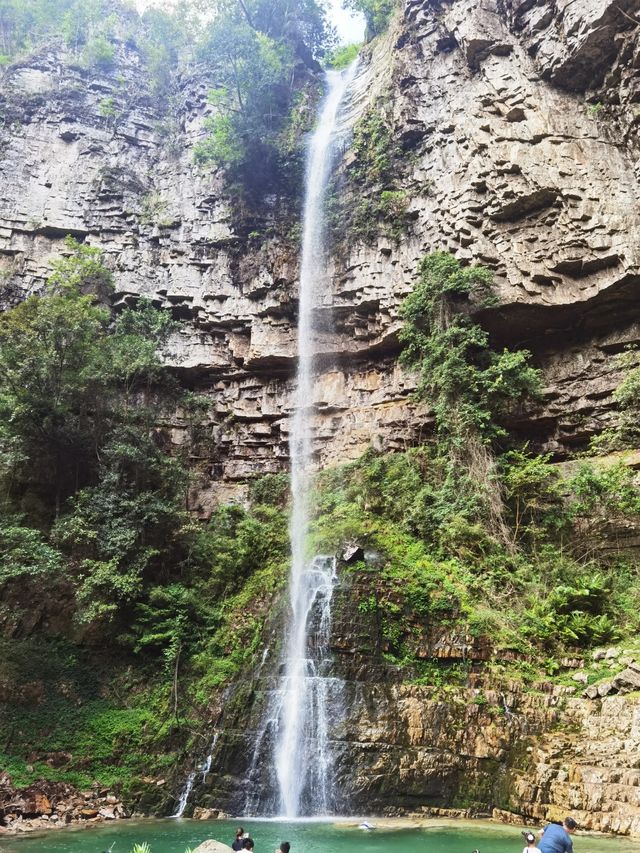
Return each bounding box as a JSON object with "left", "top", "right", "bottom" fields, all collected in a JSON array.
[
  {"left": 0, "top": 238, "right": 195, "bottom": 630},
  {"left": 399, "top": 252, "right": 540, "bottom": 447},
  {"left": 344, "top": 0, "right": 395, "bottom": 39},
  {"left": 194, "top": 0, "right": 333, "bottom": 193},
  {"left": 399, "top": 252, "right": 541, "bottom": 543},
  {"left": 0, "top": 250, "right": 112, "bottom": 519}
]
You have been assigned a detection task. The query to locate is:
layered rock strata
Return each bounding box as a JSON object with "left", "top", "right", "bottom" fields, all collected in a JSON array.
[
  {"left": 1, "top": 0, "right": 640, "bottom": 508},
  {"left": 2, "top": 0, "right": 640, "bottom": 835}
]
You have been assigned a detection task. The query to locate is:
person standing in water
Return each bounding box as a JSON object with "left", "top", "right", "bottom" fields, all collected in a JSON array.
[{"left": 232, "top": 828, "right": 245, "bottom": 851}]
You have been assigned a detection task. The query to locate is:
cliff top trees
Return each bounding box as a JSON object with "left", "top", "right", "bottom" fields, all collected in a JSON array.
[
  {"left": 194, "top": 0, "right": 334, "bottom": 195},
  {"left": 344, "top": 0, "right": 395, "bottom": 39}
]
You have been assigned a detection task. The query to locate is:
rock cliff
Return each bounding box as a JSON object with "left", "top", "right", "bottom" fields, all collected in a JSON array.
[
  {"left": 2, "top": 0, "right": 639, "bottom": 509},
  {"left": 186, "top": 562, "right": 640, "bottom": 835},
  {"left": 2, "top": 0, "right": 640, "bottom": 836}
]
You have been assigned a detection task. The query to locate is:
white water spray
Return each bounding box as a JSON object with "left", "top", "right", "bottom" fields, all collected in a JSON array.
[
  {"left": 172, "top": 770, "right": 195, "bottom": 818},
  {"left": 273, "top": 62, "right": 358, "bottom": 819}
]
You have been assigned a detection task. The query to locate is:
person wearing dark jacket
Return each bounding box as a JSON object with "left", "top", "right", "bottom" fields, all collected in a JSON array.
[
  {"left": 232, "top": 828, "right": 245, "bottom": 851},
  {"left": 538, "top": 817, "right": 577, "bottom": 853}
]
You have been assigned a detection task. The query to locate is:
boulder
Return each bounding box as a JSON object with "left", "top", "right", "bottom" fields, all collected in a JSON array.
[
  {"left": 192, "top": 842, "right": 234, "bottom": 853},
  {"left": 612, "top": 664, "right": 640, "bottom": 693},
  {"left": 193, "top": 807, "right": 220, "bottom": 820},
  {"left": 342, "top": 543, "right": 365, "bottom": 563}
]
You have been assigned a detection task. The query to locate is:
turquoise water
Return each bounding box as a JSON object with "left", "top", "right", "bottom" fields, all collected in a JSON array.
[{"left": 0, "top": 819, "right": 639, "bottom": 853}]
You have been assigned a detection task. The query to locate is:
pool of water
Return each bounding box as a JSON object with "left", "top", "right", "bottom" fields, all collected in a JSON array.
[{"left": 0, "top": 818, "right": 639, "bottom": 853}]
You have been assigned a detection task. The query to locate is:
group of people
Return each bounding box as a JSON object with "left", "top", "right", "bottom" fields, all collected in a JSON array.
[
  {"left": 232, "top": 827, "right": 290, "bottom": 853},
  {"left": 472, "top": 815, "right": 577, "bottom": 853},
  {"left": 230, "top": 819, "right": 575, "bottom": 853},
  {"left": 230, "top": 817, "right": 576, "bottom": 853},
  {"left": 523, "top": 816, "right": 578, "bottom": 853}
]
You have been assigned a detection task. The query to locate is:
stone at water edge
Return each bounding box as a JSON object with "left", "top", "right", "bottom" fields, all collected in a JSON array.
[{"left": 192, "top": 841, "right": 234, "bottom": 853}]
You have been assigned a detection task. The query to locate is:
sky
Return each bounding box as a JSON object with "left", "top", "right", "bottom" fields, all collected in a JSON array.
[{"left": 135, "top": 0, "right": 365, "bottom": 45}]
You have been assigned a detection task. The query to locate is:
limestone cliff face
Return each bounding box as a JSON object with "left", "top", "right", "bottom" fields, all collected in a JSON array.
[
  {"left": 332, "top": 0, "right": 640, "bottom": 455},
  {"left": 0, "top": 41, "right": 423, "bottom": 515},
  {"left": 188, "top": 566, "right": 640, "bottom": 835},
  {"left": 2, "top": 0, "right": 639, "bottom": 509},
  {"left": 2, "top": 0, "right": 640, "bottom": 835}
]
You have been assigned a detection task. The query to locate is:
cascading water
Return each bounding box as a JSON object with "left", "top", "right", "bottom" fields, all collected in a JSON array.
[
  {"left": 276, "top": 60, "right": 358, "bottom": 820},
  {"left": 172, "top": 732, "right": 220, "bottom": 818},
  {"left": 243, "top": 62, "right": 359, "bottom": 819},
  {"left": 172, "top": 771, "right": 196, "bottom": 819},
  {"left": 274, "top": 554, "right": 340, "bottom": 817}
]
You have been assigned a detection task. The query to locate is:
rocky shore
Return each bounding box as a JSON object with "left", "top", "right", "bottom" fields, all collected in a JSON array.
[{"left": 0, "top": 775, "right": 128, "bottom": 835}]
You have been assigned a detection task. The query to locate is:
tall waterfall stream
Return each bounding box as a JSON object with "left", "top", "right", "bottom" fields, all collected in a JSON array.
[
  {"left": 173, "top": 63, "right": 358, "bottom": 820},
  {"left": 272, "top": 62, "right": 359, "bottom": 819}
]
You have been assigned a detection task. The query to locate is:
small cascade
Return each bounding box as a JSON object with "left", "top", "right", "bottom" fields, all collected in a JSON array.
[
  {"left": 275, "top": 555, "right": 343, "bottom": 817},
  {"left": 201, "top": 732, "right": 219, "bottom": 782},
  {"left": 242, "top": 61, "right": 359, "bottom": 819},
  {"left": 172, "top": 731, "right": 220, "bottom": 817},
  {"left": 172, "top": 770, "right": 196, "bottom": 819}
]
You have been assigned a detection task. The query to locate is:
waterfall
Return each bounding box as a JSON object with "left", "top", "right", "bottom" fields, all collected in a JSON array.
[
  {"left": 242, "top": 62, "right": 358, "bottom": 819},
  {"left": 274, "top": 61, "right": 358, "bottom": 819},
  {"left": 172, "top": 731, "right": 220, "bottom": 817},
  {"left": 172, "top": 770, "right": 196, "bottom": 819},
  {"left": 275, "top": 63, "right": 355, "bottom": 817}
]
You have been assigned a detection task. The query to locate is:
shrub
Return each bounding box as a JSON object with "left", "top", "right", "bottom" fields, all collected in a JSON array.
[
  {"left": 326, "top": 42, "right": 360, "bottom": 69},
  {"left": 82, "top": 33, "right": 115, "bottom": 68}
]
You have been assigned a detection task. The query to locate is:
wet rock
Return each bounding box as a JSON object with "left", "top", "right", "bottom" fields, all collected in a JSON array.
[
  {"left": 79, "top": 808, "right": 99, "bottom": 819},
  {"left": 193, "top": 807, "right": 220, "bottom": 819},
  {"left": 98, "top": 807, "right": 116, "bottom": 820}
]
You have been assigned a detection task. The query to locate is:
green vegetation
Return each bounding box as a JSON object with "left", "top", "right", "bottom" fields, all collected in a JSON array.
[
  {"left": 345, "top": 0, "right": 396, "bottom": 37},
  {"left": 326, "top": 42, "right": 360, "bottom": 69},
  {"left": 0, "top": 237, "right": 290, "bottom": 801},
  {"left": 329, "top": 104, "right": 411, "bottom": 245},
  {"left": 303, "top": 253, "right": 640, "bottom": 676},
  {"left": 589, "top": 347, "right": 640, "bottom": 451},
  {"left": 399, "top": 252, "right": 540, "bottom": 447},
  {"left": 0, "top": 0, "right": 336, "bottom": 211},
  {"left": 98, "top": 96, "right": 117, "bottom": 119},
  {"left": 350, "top": 189, "right": 410, "bottom": 242},
  {"left": 310, "top": 446, "right": 639, "bottom": 671},
  {"left": 351, "top": 107, "right": 399, "bottom": 185},
  {"left": 399, "top": 252, "right": 540, "bottom": 541},
  {"left": 130, "top": 846, "right": 192, "bottom": 853},
  {"left": 192, "top": 0, "right": 333, "bottom": 197},
  {"left": 0, "top": 0, "right": 196, "bottom": 100},
  {"left": 139, "top": 192, "right": 170, "bottom": 226}
]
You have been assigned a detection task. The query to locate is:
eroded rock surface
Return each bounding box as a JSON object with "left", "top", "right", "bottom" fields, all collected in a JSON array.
[
  {"left": 1, "top": 0, "right": 639, "bottom": 507},
  {"left": 2, "top": 0, "right": 640, "bottom": 834}
]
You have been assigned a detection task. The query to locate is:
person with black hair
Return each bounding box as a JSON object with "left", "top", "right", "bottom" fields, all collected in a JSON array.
[
  {"left": 538, "top": 817, "right": 577, "bottom": 853},
  {"left": 522, "top": 830, "right": 541, "bottom": 853},
  {"left": 276, "top": 843, "right": 290, "bottom": 853},
  {"left": 243, "top": 838, "right": 255, "bottom": 851},
  {"left": 232, "top": 827, "right": 246, "bottom": 851}
]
